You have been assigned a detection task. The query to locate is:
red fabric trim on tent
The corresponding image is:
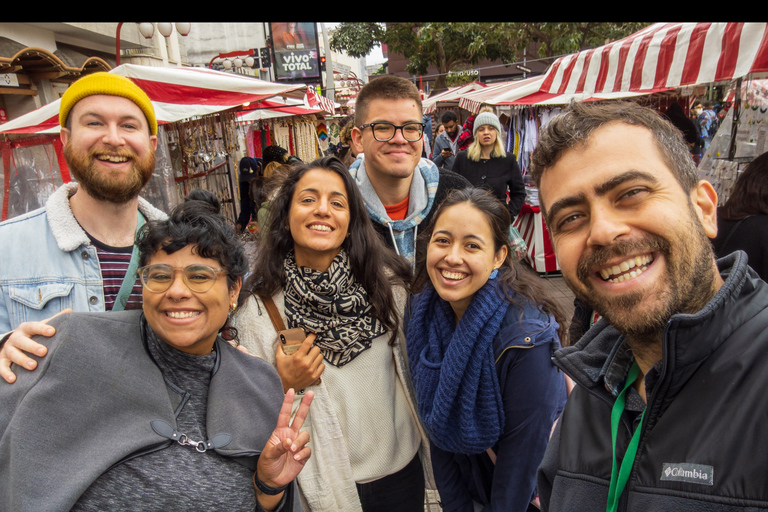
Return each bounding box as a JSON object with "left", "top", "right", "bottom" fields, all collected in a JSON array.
[
  {"left": 130, "top": 78, "right": 273, "bottom": 106},
  {"left": 539, "top": 23, "right": 768, "bottom": 96},
  {"left": 53, "top": 138, "right": 70, "bottom": 183}
]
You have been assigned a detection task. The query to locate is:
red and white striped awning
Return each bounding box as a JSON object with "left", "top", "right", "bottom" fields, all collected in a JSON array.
[
  {"left": 539, "top": 22, "right": 768, "bottom": 97},
  {"left": 304, "top": 86, "right": 336, "bottom": 113},
  {"left": 0, "top": 63, "right": 307, "bottom": 134},
  {"left": 237, "top": 98, "right": 330, "bottom": 122},
  {"left": 456, "top": 75, "right": 650, "bottom": 108},
  {"left": 459, "top": 77, "right": 543, "bottom": 111},
  {"left": 423, "top": 82, "right": 489, "bottom": 114}
]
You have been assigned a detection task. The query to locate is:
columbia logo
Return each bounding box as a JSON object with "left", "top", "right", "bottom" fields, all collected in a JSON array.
[{"left": 660, "top": 463, "right": 714, "bottom": 486}]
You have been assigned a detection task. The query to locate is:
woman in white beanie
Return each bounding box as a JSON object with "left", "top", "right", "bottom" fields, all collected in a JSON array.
[{"left": 451, "top": 111, "right": 526, "bottom": 220}]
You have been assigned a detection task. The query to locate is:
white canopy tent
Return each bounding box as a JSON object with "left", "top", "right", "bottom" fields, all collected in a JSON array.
[
  {"left": 0, "top": 64, "right": 308, "bottom": 134},
  {"left": 422, "top": 82, "right": 489, "bottom": 115}
]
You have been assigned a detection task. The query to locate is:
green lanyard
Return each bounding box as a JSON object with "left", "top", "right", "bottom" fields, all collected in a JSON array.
[
  {"left": 111, "top": 211, "right": 145, "bottom": 312},
  {"left": 606, "top": 361, "right": 646, "bottom": 512}
]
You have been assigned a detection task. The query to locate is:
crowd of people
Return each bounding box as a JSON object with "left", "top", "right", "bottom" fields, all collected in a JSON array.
[{"left": 1, "top": 70, "right": 768, "bottom": 512}]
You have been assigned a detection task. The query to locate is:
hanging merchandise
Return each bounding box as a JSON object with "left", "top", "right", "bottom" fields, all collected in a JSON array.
[
  {"left": 316, "top": 122, "right": 328, "bottom": 142},
  {"left": 699, "top": 79, "right": 768, "bottom": 205},
  {"left": 273, "top": 120, "right": 292, "bottom": 155},
  {"left": 269, "top": 116, "right": 323, "bottom": 163},
  {"left": 171, "top": 112, "right": 239, "bottom": 224}
]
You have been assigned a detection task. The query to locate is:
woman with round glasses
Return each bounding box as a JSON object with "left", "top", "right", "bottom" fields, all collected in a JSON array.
[
  {"left": 0, "top": 190, "right": 312, "bottom": 512},
  {"left": 234, "top": 156, "right": 439, "bottom": 511}
]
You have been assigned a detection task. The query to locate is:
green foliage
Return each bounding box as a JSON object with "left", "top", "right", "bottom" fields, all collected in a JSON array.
[
  {"left": 328, "top": 22, "right": 387, "bottom": 58},
  {"left": 329, "top": 22, "right": 650, "bottom": 91},
  {"left": 517, "top": 22, "right": 650, "bottom": 58},
  {"left": 446, "top": 71, "right": 480, "bottom": 87}
]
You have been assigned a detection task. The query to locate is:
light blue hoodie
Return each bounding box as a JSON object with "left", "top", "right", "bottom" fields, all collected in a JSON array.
[{"left": 348, "top": 155, "right": 440, "bottom": 268}]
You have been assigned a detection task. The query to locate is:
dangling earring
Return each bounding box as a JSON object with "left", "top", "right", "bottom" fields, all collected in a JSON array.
[
  {"left": 229, "top": 302, "right": 238, "bottom": 314},
  {"left": 489, "top": 268, "right": 499, "bottom": 280}
]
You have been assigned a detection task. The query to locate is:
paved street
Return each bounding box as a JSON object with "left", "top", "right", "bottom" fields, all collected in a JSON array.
[{"left": 537, "top": 272, "right": 576, "bottom": 342}]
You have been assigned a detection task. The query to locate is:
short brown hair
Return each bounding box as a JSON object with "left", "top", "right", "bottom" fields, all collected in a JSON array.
[
  {"left": 531, "top": 101, "right": 699, "bottom": 196},
  {"left": 354, "top": 76, "right": 422, "bottom": 126}
]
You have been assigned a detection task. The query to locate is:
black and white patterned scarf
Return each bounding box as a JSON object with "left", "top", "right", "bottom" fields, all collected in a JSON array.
[{"left": 283, "top": 249, "right": 387, "bottom": 367}]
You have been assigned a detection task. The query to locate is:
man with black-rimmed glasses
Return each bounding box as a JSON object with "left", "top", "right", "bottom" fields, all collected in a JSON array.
[{"left": 349, "top": 76, "right": 469, "bottom": 269}]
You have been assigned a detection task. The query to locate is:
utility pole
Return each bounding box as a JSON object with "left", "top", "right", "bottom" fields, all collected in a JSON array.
[{"left": 320, "top": 23, "right": 335, "bottom": 102}]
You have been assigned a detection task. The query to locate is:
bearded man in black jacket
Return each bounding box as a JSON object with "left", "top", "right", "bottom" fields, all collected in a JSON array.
[{"left": 530, "top": 100, "right": 768, "bottom": 511}]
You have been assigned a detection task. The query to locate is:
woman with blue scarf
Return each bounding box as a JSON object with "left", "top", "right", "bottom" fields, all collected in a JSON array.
[{"left": 406, "top": 187, "right": 568, "bottom": 511}]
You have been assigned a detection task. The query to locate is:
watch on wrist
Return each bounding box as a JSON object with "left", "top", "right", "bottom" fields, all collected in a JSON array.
[
  {"left": 253, "top": 473, "right": 289, "bottom": 495},
  {"left": 0, "top": 331, "right": 13, "bottom": 346}
]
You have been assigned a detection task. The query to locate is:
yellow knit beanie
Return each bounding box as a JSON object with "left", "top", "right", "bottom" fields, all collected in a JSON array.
[{"left": 59, "top": 72, "right": 158, "bottom": 135}]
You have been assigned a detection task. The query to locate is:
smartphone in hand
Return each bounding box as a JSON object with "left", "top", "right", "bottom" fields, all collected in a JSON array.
[{"left": 277, "top": 328, "right": 306, "bottom": 355}]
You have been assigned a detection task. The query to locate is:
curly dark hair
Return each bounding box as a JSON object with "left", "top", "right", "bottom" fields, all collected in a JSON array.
[
  {"left": 136, "top": 189, "right": 249, "bottom": 341},
  {"left": 241, "top": 155, "right": 412, "bottom": 345}
]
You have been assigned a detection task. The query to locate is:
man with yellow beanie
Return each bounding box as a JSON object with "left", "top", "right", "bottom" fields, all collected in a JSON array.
[{"left": 0, "top": 72, "right": 167, "bottom": 383}]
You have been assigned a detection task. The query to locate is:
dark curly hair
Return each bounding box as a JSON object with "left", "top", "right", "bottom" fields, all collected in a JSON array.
[
  {"left": 719, "top": 151, "right": 768, "bottom": 220},
  {"left": 531, "top": 100, "right": 700, "bottom": 215},
  {"left": 136, "top": 189, "right": 249, "bottom": 341}
]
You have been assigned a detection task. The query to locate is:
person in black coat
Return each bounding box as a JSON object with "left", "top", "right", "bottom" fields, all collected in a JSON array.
[
  {"left": 663, "top": 101, "right": 704, "bottom": 161},
  {"left": 451, "top": 111, "right": 526, "bottom": 221},
  {"left": 235, "top": 157, "right": 262, "bottom": 233},
  {"left": 712, "top": 151, "right": 768, "bottom": 281}
]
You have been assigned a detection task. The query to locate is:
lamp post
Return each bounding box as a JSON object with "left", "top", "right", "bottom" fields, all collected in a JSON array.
[
  {"left": 208, "top": 50, "right": 264, "bottom": 73},
  {"left": 333, "top": 70, "right": 364, "bottom": 107},
  {"left": 116, "top": 23, "right": 190, "bottom": 66}
]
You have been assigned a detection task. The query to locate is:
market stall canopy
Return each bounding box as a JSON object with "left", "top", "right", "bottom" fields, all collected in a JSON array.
[
  {"left": 0, "top": 63, "right": 308, "bottom": 134},
  {"left": 538, "top": 22, "right": 768, "bottom": 97},
  {"left": 459, "top": 77, "right": 544, "bottom": 111},
  {"left": 304, "top": 85, "right": 336, "bottom": 113},
  {"left": 423, "top": 82, "right": 489, "bottom": 114},
  {"left": 237, "top": 97, "right": 331, "bottom": 122}
]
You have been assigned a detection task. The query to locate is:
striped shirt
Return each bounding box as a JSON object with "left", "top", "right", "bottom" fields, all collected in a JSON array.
[{"left": 88, "top": 236, "right": 143, "bottom": 311}]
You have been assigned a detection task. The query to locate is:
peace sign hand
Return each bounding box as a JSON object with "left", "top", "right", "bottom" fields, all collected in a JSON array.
[{"left": 256, "top": 388, "right": 314, "bottom": 490}]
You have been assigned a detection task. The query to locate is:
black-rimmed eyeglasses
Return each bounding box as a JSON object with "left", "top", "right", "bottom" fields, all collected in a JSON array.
[
  {"left": 137, "top": 264, "right": 227, "bottom": 293},
  {"left": 358, "top": 122, "right": 425, "bottom": 142}
]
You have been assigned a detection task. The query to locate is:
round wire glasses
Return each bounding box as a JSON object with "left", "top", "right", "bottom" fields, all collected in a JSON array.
[{"left": 137, "top": 264, "right": 227, "bottom": 293}]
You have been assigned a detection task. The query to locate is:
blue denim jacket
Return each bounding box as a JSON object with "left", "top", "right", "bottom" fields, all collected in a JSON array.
[{"left": 0, "top": 183, "right": 166, "bottom": 332}]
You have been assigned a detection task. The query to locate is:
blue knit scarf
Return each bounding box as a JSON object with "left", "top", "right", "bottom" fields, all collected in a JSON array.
[{"left": 406, "top": 278, "right": 510, "bottom": 454}]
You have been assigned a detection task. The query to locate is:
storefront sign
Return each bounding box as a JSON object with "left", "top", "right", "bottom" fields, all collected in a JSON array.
[
  {"left": 270, "top": 23, "right": 321, "bottom": 82},
  {"left": 1, "top": 73, "right": 20, "bottom": 87}
]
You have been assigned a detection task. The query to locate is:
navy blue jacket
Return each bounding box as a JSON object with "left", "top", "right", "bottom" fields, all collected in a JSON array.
[{"left": 406, "top": 294, "right": 567, "bottom": 512}]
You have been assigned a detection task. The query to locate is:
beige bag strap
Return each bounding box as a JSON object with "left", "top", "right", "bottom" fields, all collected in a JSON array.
[{"left": 260, "top": 295, "right": 286, "bottom": 332}]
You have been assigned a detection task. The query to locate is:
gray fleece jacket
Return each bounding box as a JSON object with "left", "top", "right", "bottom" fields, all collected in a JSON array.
[{"left": 0, "top": 310, "right": 299, "bottom": 512}]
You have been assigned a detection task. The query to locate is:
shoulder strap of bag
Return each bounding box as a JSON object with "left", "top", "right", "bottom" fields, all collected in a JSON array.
[
  {"left": 112, "top": 211, "right": 146, "bottom": 312},
  {"left": 260, "top": 295, "right": 286, "bottom": 332}
]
